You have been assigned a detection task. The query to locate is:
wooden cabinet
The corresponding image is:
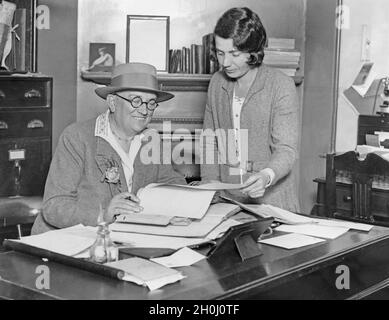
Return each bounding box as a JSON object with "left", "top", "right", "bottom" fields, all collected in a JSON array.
[
  {"left": 314, "top": 178, "right": 389, "bottom": 225},
  {"left": 0, "top": 76, "right": 53, "bottom": 197}
]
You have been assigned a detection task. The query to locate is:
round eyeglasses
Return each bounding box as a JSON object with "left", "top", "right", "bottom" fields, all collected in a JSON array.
[{"left": 114, "top": 94, "right": 159, "bottom": 112}]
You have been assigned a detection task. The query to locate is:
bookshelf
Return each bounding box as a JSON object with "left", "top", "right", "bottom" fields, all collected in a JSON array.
[{"left": 80, "top": 71, "right": 303, "bottom": 89}]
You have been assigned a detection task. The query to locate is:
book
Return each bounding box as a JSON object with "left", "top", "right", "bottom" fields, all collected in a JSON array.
[{"left": 267, "top": 37, "right": 295, "bottom": 50}]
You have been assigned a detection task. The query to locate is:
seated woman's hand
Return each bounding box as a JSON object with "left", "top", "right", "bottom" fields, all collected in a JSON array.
[
  {"left": 241, "top": 171, "right": 271, "bottom": 199},
  {"left": 105, "top": 192, "right": 143, "bottom": 223}
]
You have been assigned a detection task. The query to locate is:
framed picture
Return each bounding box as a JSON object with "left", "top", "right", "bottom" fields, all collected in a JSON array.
[
  {"left": 87, "top": 43, "right": 115, "bottom": 72},
  {"left": 126, "top": 15, "right": 169, "bottom": 72},
  {"left": 0, "top": 0, "right": 37, "bottom": 73}
]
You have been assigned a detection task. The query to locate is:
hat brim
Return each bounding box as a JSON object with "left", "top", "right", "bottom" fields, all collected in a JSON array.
[{"left": 95, "top": 86, "right": 174, "bottom": 103}]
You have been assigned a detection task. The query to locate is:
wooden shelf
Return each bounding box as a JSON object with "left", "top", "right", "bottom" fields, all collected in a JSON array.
[{"left": 81, "top": 71, "right": 303, "bottom": 91}]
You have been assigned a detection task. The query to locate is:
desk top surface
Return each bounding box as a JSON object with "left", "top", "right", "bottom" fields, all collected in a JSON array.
[{"left": 2, "top": 226, "right": 389, "bottom": 300}]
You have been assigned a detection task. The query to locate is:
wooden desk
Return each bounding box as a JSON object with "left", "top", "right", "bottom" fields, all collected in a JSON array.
[{"left": 2, "top": 226, "right": 389, "bottom": 300}]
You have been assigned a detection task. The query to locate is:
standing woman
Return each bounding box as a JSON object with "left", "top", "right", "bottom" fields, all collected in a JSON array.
[{"left": 201, "top": 7, "right": 300, "bottom": 212}]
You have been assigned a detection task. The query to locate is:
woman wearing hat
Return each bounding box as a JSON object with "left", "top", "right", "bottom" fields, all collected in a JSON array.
[{"left": 32, "top": 63, "right": 186, "bottom": 234}]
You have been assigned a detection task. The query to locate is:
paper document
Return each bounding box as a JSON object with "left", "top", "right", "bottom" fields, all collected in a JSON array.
[
  {"left": 137, "top": 183, "right": 215, "bottom": 219},
  {"left": 18, "top": 230, "right": 95, "bottom": 257},
  {"left": 111, "top": 203, "right": 241, "bottom": 238},
  {"left": 115, "top": 214, "right": 171, "bottom": 226},
  {"left": 258, "top": 233, "right": 326, "bottom": 249},
  {"left": 178, "top": 181, "right": 255, "bottom": 191},
  {"left": 258, "top": 205, "right": 316, "bottom": 224},
  {"left": 275, "top": 224, "right": 349, "bottom": 239},
  {"left": 151, "top": 247, "right": 206, "bottom": 268},
  {"left": 105, "top": 257, "right": 185, "bottom": 291},
  {"left": 311, "top": 218, "right": 373, "bottom": 232}
]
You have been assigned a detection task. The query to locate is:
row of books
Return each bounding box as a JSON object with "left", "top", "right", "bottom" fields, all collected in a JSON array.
[
  {"left": 169, "top": 33, "right": 219, "bottom": 74},
  {"left": 168, "top": 36, "right": 300, "bottom": 77},
  {"left": 264, "top": 38, "right": 301, "bottom": 77}
]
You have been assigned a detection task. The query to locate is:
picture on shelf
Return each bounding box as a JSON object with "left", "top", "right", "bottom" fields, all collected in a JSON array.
[
  {"left": 126, "top": 15, "right": 169, "bottom": 72},
  {"left": 87, "top": 43, "right": 115, "bottom": 72}
]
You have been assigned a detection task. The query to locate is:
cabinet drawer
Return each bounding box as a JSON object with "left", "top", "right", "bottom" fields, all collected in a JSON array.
[
  {"left": 335, "top": 186, "right": 389, "bottom": 218},
  {"left": 335, "top": 186, "right": 353, "bottom": 211},
  {"left": 0, "top": 110, "right": 51, "bottom": 138},
  {"left": 0, "top": 137, "right": 51, "bottom": 197},
  {"left": 0, "top": 79, "right": 50, "bottom": 108}
]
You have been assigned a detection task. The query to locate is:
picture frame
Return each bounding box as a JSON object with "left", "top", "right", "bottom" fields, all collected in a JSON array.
[
  {"left": 87, "top": 43, "right": 115, "bottom": 72},
  {"left": 126, "top": 15, "right": 169, "bottom": 73},
  {"left": 0, "top": 0, "right": 37, "bottom": 74}
]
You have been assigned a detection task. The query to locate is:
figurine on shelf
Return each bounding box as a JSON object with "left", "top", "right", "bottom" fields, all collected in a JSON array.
[{"left": 0, "top": 0, "right": 16, "bottom": 71}]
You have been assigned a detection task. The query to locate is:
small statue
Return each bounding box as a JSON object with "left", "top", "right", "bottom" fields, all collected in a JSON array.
[{"left": 0, "top": 1, "right": 16, "bottom": 71}]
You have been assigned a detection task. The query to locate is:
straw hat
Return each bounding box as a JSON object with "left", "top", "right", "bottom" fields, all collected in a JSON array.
[{"left": 95, "top": 63, "right": 174, "bottom": 103}]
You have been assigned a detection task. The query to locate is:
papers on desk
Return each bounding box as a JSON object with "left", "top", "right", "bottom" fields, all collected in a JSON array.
[
  {"left": 111, "top": 203, "right": 241, "bottom": 238},
  {"left": 105, "top": 257, "right": 185, "bottom": 291},
  {"left": 259, "top": 234, "right": 325, "bottom": 250},
  {"left": 17, "top": 230, "right": 95, "bottom": 257},
  {"left": 151, "top": 247, "right": 206, "bottom": 268},
  {"left": 275, "top": 224, "right": 349, "bottom": 239},
  {"left": 311, "top": 218, "right": 373, "bottom": 232},
  {"left": 137, "top": 183, "right": 215, "bottom": 219}
]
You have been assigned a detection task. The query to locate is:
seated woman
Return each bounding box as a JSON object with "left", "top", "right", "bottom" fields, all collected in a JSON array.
[{"left": 32, "top": 63, "right": 186, "bottom": 234}]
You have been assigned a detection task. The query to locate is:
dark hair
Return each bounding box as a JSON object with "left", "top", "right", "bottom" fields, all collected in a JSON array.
[{"left": 214, "top": 7, "right": 267, "bottom": 66}]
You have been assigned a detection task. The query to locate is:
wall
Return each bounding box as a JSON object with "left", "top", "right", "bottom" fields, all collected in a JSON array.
[
  {"left": 300, "top": 0, "right": 340, "bottom": 214},
  {"left": 77, "top": 0, "right": 306, "bottom": 121},
  {"left": 336, "top": 0, "right": 389, "bottom": 152},
  {"left": 37, "top": 0, "right": 78, "bottom": 152}
]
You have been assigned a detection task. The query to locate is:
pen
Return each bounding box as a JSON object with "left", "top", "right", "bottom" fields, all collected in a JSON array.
[{"left": 189, "top": 240, "right": 216, "bottom": 250}]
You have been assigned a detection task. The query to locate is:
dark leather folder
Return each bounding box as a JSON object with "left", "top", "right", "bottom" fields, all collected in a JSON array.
[{"left": 207, "top": 217, "right": 274, "bottom": 262}]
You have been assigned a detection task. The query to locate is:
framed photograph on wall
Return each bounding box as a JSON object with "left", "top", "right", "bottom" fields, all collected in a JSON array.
[
  {"left": 87, "top": 43, "right": 115, "bottom": 72},
  {"left": 0, "top": 0, "right": 37, "bottom": 74},
  {"left": 126, "top": 15, "right": 169, "bottom": 73}
]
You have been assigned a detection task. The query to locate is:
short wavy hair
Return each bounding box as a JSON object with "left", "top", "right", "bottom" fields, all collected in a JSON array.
[{"left": 214, "top": 7, "right": 267, "bottom": 66}]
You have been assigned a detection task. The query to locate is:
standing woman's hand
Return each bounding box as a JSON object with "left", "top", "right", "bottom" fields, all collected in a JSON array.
[
  {"left": 104, "top": 192, "right": 143, "bottom": 223},
  {"left": 241, "top": 171, "right": 271, "bottom": 199}
]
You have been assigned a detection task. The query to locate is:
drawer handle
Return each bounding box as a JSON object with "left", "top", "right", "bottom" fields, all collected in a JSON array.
[
  {"left": 27, "top": 119, "right": 44, "bottom": 129},
  {"left": 0, "top": 90, "right": 5, "bottom": 99},
  {"left": 24, "top": 89, "right": 42, "bottom": 99},
  {"left": 0, "top": 121, "right": 8, "bottom": 130},
  {"left": 343, "top": 195, "right": 352, "bottom": 202}
]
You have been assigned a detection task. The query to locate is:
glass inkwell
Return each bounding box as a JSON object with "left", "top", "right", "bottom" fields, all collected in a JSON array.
[{"left": 89, "top": 206, "right": 118, "bottom": 264}]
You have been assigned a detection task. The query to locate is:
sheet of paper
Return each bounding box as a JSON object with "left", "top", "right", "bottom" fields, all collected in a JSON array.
[
  {"left": 18, "top": 231, "right": 95, "bottom": 256},
  {"left": 111, "top": 203, "right": 240, "bottom": 238},
  {"left": 105, "top": 257, "right": 185, "bottom": 291},
  {"left": 259, "top": 205, "right": 316, "bottom": 224},
  {"left": 311, "top": 218, "right": 373, "bottom": 232},
  {"left": 258, "top": 233, "right": 326, "bottom": 249},
  {"left": 205, "top": 219, "right": 242, "bottom": 240},
  {"left": 168, "top": 181, "right": 254, "bottom": 191},
  {"left": 275, "top": 224, "right": 349, "bottom": 239},
  {"left": 151, "top": 247, "right": 206, "bottom": 268},
  {"left": 137, "top": 184, "right": 215, "bottom": 219}
]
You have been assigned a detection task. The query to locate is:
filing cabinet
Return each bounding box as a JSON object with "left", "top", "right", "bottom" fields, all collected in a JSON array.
[{"left": 0, "top": 76, "right": 53, "bottom": 197}]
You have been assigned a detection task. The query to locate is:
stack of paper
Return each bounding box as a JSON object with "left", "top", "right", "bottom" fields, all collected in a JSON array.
[
  {"left": 111, "top": 203, "right": 241, "bottom": 238},
  {"left": 105, "top": 257, "right": 185, "bottom": 291}
]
